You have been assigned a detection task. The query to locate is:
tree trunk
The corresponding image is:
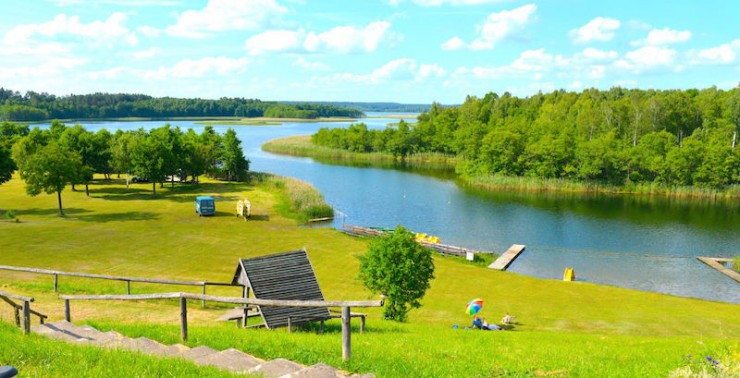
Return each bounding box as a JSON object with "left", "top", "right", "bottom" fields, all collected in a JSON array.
[
  {"left": 733, "top": 129, "right": 737, "bottom": 149},
  {"left": 72, "top": 183, "right": 76, "bottom": 191},
  {"left": 125, "top": 173, "right": 130, "bottom": 191},
  {"left": 171, "top": 174, "right": 175, "bottom": 188},
  {"left": 152, "top": 182, "right": 156, "bottom": 197},
  {"left": 85, "top": 183, "right": 89, "bottom": 197},
  {"left": 57, "top": 191, "right": 64, "bottom": 217}
]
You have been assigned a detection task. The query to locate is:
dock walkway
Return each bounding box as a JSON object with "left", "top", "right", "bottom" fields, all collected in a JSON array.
[
  {"left": 697, "top": 257, "right": 740, "bottom": 283},
  {"left": 488, "top": 244, "right": 526, "bottom": 270}
]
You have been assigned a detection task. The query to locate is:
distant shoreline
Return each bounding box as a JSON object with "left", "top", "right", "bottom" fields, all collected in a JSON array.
[
  {"left": 25, "top": 116, "right": 358, "bottom": 125},
  {"left": 263, "top": 135, "right": 740, "bottom": 200}
]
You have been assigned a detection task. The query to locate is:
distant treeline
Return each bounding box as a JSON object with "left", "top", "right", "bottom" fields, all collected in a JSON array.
[
  {"left": 312, "top": 87, "right": 740, "bottom": 190},
  {"left": 0, "top": 89, "right": 364, "bottom": 121},
  {"left": 285, "top": 101, "right": 433, "bottom": 113}
]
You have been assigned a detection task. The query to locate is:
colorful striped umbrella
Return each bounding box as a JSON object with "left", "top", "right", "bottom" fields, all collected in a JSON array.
[{"left": 465, "top": 298, "right": 484, "bottom": 316}]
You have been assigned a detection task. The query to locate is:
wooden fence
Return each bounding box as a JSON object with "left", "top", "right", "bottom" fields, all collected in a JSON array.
[
  {"left": 60, "top": 292, "right": 383, "bottom": 361},
  {"left": 0, "top": 290, "right": 47, "bottom": 334},
  {"left": 0, "top": 265, "right": 241, "bottom": 306}
]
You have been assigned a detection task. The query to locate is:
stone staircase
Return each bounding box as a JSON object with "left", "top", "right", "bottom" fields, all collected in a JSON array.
[{"left": 32, "top": 321, "right": 372, "bottom": 377}]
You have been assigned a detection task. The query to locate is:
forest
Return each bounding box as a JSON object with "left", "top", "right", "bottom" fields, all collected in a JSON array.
[
  {"left": 312, "top": 87, "right": 740, "bottom": 190},
  {"left": 1, "top": 120, "right": 250, "bottom": 214},
  {"left": 0, "top": 89, "right": 363, "bottom": 121}
]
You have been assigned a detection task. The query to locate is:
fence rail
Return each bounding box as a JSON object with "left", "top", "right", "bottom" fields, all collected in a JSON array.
[
  {"left": 60, "top": 292, "right": 383, "bottom": 361},
  {"left": 0, "top": 290, "right": 47, "bottom": 334},
  {"left": 0, "top": 265, "right": 242, "bottom": 306}
]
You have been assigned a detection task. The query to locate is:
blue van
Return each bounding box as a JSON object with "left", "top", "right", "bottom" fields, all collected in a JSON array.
[{"left": 195, "top": 196, "right": 215, "bottom": 216}]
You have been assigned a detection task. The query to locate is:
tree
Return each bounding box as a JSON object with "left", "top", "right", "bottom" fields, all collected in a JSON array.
[
  {"left": 12, "top": 141, "right": 83, "bottom": 216},
  {"left": 221, "top": 128, "right": 250, "bottom": 181},
  {"left": 0, "top": 147, "right": 13, "bottom": 185},
  {"left": 358, "top": 226, "right": 435, "bottom": 321},
  {"left": 130, "top": 129, "right": 168, "bottom": 196},
  {"left": 110, "top": 130, "right": 135, "bottom": 190}
]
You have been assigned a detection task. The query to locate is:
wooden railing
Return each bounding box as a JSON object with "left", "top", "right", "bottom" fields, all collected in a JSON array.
[
  {"left": 0, "top": 265, "right": 241, "bottom": 306},
  {"left": 60, "top": 292, "right": 383, "bottom": 361},
  {"left": 0, "top": 290, "right": 47, "bottom": 334}
]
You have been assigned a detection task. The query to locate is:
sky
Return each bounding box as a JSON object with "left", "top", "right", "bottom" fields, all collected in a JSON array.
[{"left": 1, "top": 0, "right": 738, "bottom": 104}]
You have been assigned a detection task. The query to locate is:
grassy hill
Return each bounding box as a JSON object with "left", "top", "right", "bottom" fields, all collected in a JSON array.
[{"left": 0, "top": 174, "right": 738, "bottom": 377}]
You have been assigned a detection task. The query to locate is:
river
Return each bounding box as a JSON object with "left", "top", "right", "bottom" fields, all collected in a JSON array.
[{"left": 42, "top": 114, "right": 740, "bottom": 303}]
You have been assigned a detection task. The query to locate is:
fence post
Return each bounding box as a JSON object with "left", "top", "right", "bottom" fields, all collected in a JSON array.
[
  {"left": 180, "top": 296, "right": 188, "bottom": 342},
  {"left": 126, "top": 280, "right": 131, "bottom": 295},
  {"left": 201, "top": 283, "right": 206, "bottom": 307},
  {"left": 288, "top": 317, "right": 292, "bottom": 333},
  {"left": 64, "top": 299, "right": 70, "bottom": 322},
  {"left": 22, "top": 300, "right": 31, "bottom": 335},
  {"left": 14, "top": 307, "right": 20, "bottom": 327},
  {"left": 54, "top": 273, "right": 58, "bottom": 292},
  {"left": 342, "top": 306, "right": 351, "bottom": 361}
]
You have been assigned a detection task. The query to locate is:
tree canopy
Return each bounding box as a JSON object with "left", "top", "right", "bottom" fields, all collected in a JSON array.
[
  {"left": 312, "top": 87, "right": 740, "bottom": 190},
  {"left": 358, "top": 225, "right": 435, "bottom": 321}
]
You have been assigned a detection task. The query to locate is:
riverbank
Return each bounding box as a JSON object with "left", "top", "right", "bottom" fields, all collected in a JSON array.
[
  {"left": 263, "top": 135, "right": 740, "bottom": 200},
  {"left": 262, "top": 134, "right": 457, "bottom": 170},
  {"left": 1, "top": 174, "right": 738, "bottom": 376}
]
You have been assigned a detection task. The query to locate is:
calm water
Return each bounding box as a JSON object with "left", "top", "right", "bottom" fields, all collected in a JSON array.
[{"left": 43, "top": 115, "right": 740, "bottom": 303}]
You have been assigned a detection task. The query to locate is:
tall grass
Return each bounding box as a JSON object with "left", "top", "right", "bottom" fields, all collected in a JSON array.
[
  {"left": 732, "top": 256, "right": 740, "bottom": 273},
  {"left": 462, "top": 174, "right": 740, "bottom": 199},
  {"left": 263, "top": 135, "right": 456, "bottom": 171},
  {"left": 261, "top": 174, "right": 333, "bottom": 221}
]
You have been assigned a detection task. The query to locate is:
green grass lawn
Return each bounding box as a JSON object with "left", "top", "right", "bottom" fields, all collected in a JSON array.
[{"left": 0, "top": 174, "right": 738, "bottom": 377}]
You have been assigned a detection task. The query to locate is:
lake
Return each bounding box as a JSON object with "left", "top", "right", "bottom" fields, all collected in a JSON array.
[{"left": 42, "top": 115, "right": 740, "bottom": 303}]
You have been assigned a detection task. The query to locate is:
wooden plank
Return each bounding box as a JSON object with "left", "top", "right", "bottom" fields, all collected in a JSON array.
[
  {"left": 488, "top": 244, "right": 527, "bottom": 271},
  {"left": 59, "top": 292, "right": 384, "bottom": 308},
  {"left": 0, "top": 290, "right": 34, "bottom": 302},
  {"left": 697, "top": 257, "right": 740, "bottom": 283},
  {"left": 0, "top": 265, "right": 236, "bottom": 288}
]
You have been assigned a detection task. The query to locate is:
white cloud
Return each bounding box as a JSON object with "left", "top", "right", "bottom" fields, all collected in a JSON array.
[
  {"left": 141, "top": 57, "right": 250, "bottom": 80},
  {"left": 688, "top": 39, "right": 740, "bottom": 65},
  {"left": 304, "top": 21, "right": 395, "bottom": 54},
  {"left": 4, "top": 12, "right": 137, "bottom": 47},
  {"left": 244, "top": 21, "right": 397, "bottom": 55},
  {"left": 411, "top": 0, "right": 510, "bottom": 5},
  {"left": 166, "top": 0, "right": 288, "bottom": 38},
  {"left": 441, "top": 36, "right": 465, "bottom": 51},
  {"left": 293, "top": 57, "right": 330, "bottom": 71},
  {"left": 580, "top": 47, "right": 618, "bottom": 61},
  {"left": 88, "top": 67, "right": 127, "bottom": 80},
  {"left": 614, "top": 45, "right": 677, "bottom": 73},
  {"left": 138, "top": 26, "right": 161, "bottom": 38},
  {"left": 133, "top": 47, "right": 158, "bottom": 59},
  {"left": 333, "top": 58, "right": 445, "bottom": 84},
  {"left": 633, "top": 27, "right": 692, "bottom": 46},
  {"left": 444, "top": 4, "right": 537, "bottom": 51},
  {"left": 569, "top": 17, "right": 621, "bottom": 44},
  {"left": 245, "top": 29, "right": 304, "bottom": 55}
]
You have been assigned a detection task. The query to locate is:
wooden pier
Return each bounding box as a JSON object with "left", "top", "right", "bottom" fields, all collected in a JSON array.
[
  {"left": 488, "top": 244, "right": 526, "bottom": 270},
  {"left": 697, "top": 257, "right": 740, "bottom": 284},
  {"left": 342, "top": 225, "right": 487, "bottom": 257}
]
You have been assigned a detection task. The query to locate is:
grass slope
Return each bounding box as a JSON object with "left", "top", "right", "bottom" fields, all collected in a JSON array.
[{"left": 0, "top": 174, "right": 738, "bottom": 377}]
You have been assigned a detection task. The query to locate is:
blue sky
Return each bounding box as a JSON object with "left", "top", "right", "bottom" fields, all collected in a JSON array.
[{"left": 1, "top": 0, "right": 738, "bottom": 104}]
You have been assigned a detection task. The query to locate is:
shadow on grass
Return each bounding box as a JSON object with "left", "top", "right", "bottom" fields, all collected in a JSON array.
[
  {"left": 70, "top": 211, "right": 159, "bottom": 223},
  {"left": 93, "top": 182, "right": 251, "bottom": 203},
  {"left": 292, "top": 321, "right": 405, "bottom": 335},
  {"left": 17, "top": 207, "right": 92, "bottom": 217},
  {"left": 247, "top": 214, "right": 270, "bottom": 222}
]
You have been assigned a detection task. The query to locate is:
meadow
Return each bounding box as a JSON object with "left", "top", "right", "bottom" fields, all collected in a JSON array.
[{"left": 0, "top": 173, "right": 738, "bottom": 377}]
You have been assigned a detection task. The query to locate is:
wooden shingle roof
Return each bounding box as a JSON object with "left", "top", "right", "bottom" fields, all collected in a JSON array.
[{"left": 232, "top": 249, "right": 331, "bottom": 329}]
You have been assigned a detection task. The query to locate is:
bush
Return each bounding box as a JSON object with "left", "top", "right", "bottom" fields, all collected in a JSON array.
[
  {"left": 732, "top": 256, "right": 740, "bottom": 273},
  {"left": 358, "top": 225, "right": 435, "bottom": 321}
]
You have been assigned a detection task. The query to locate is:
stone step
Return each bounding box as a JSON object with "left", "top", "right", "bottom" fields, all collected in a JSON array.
[
  {"left": 285, "top": 363, "right": 346, "bottom": 378},
  {"left": 182, "top": 345, "right": 219, "bottom": 361},
  {"left": 31, "top": 323, "right": 94, "bottom": 343},
  {"left": 121, "top": 337, "right": 171, "bottom": 356},
  {"left": 194, "top": 348, "right": 264, "bottom": 373},
  {"left": 46, "top": 321, "right": 120, "bottom": 345},
  {"left": 249, "top": 358, "right": 304, "bottom": 378},
  {"left": 162, "top": 343, "right": 190, "bottom": 357}
]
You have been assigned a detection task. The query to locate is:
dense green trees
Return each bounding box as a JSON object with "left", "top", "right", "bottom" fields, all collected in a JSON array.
[
  {"left": 0, "top": 89, "right": 363, "bottom": 121},
  {"left": 5, "top": 120, "right": 251, "bottom": 204},
  {"left": 358, "top": 226, "right": 435, "bottom": 322},
  {"left": 312, "top": 87, "right": 740, "bottom": 191}
]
